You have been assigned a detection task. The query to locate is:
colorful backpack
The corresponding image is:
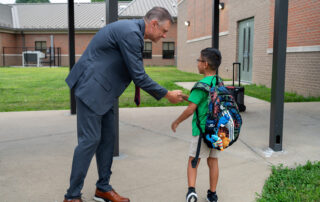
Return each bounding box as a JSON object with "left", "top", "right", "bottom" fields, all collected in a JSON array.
[{"left": 191, "top": 76, "right": 242, "bottom": 168}]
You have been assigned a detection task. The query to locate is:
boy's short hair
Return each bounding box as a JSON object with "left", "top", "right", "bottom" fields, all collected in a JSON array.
[{"left": 201, "top": 48, "right": 222, "bottom": 71}]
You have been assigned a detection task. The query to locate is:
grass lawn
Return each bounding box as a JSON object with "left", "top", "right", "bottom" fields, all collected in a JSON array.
[
  {"left": 256, "top": 161, "right": 320, "bottom": 202},
  {"left": 245, "top": 84, "right": 320, "bottom": 102},
  {"left": 0, "top": 67, "right": 202, "bottom": 112},
  {"left": 1, "top": 66, "right": 319, "bottom": 112}
]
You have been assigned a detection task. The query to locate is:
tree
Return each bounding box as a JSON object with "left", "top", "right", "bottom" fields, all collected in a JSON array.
[{"left": 16, "top": 0, "right": 49, "bottom": 3}]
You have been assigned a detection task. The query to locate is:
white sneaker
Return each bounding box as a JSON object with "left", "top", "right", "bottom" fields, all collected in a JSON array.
[{"left": 186, "top": 190, "right": 198, "bottom": 202}]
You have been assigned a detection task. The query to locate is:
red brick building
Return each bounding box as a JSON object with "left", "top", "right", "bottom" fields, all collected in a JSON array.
[
  {"left": 177, "top": 0, "right": 320, "bottom": 97},
  {"left": 0, "top": 0, "right": 177, "bottom": 67}
]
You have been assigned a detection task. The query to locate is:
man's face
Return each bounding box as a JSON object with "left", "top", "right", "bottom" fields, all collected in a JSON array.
[{"left": 149, "top": 20, "right": 171, "bottom": 43}]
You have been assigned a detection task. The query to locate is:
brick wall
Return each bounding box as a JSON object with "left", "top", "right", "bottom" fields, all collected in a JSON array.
[
  {"left": 1, "top": 22, "right": 177, "bottom": 67},
  {"left": 0, "top": 32, "right": 18, "bottom": 66},
  {"left": 178, "top": 0, "right": 270, "bottom": 78},
  {"left": 269, "top": 0, "right": 320, "bottom": 48},
  {"left": 178, "top": 0, "right": 320, "bottom": 97},
  {"left": 267, "top": 0, "right": 320, "bottom": 97},
  {"left": 284, "top": 52, "right": 320, "bottom": 97},
  {"left": 186, "top": 0, "right": 228, "bottom": 41}
]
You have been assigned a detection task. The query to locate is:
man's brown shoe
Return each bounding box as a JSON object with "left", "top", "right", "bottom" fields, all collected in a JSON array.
[
  {"left": 94, "top": 188, "right": 130, "bottom": 202},
  {"left": 63, "top": 198, "right": 82, "bottom": 202}
]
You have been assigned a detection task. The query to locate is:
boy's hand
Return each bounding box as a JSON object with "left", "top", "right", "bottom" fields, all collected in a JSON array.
[
  {"left": 181, "top": 93, "right": 189, "bottom": 101},
  {"left": 171, "top": 121, "right": 179, "bottom": 133}
]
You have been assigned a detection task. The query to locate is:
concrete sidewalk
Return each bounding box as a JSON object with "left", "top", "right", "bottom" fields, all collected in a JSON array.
[{"left": 0, "top": 97, "right": 319, "bottom": 202}]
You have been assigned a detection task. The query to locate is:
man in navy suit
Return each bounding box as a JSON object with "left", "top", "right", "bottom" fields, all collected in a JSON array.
[{"left": 64, "top": 7, "right": 183, "bottom": 202}]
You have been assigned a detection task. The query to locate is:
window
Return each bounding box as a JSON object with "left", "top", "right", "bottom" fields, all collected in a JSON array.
[
  {"left": 143, "top": 42, "right": 152, "bottom": 59},
  {"left": 162, "top": 42, "right": 175, "bottom": 59},
  {"left": 35, "top": 41, "right": 47, "bottom": 54}
]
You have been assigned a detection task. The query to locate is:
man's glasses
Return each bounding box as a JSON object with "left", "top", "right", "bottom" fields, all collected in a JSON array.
[{"left": 196, "top": 59, "right": 205, "bottom": 62}]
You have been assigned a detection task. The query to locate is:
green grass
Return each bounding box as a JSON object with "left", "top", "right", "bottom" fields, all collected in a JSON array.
[
  {"left": 245, "top": 84, "right": 320, "bottom": 102},
  {"left": 256, "top": 161, "right": 320, "bottom": 202},
  {"left": 1, "top": 67, "right": 319, "bottom": 112},
  {"left": 0, "top": 67, "right": 69, "bottom": 111},
  {"left": 0, "top": 66, "right": 202, "bottom": 111}
]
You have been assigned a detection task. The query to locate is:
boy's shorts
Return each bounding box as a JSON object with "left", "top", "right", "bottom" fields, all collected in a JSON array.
[{"left": 189, "top": 135, "right": 220, "bottom": 159}]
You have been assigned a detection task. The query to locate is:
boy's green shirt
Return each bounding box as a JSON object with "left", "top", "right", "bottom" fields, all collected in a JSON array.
[{"left": 188, "top": 75, "right": 216, "bottom": 136}]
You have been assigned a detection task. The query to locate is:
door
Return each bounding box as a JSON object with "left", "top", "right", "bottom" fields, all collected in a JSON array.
[{"left": 238, "top": 18, "right": 254, "bottom": 82}]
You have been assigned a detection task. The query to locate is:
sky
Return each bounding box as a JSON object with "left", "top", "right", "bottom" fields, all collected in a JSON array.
[{"left": 0, "top": 0, "right": 91, "bottom": 4}]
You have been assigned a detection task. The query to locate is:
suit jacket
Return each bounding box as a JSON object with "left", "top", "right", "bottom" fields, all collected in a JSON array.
[{"left": 66, "top": 19, "right": 168, "bottom": 115}]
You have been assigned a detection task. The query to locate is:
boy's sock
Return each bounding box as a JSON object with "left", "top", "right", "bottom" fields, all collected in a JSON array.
[
  {"left": 188, "top": 187, "right": 195, "bottom": 192},
  {"left": 186, "top": 187, "right": 197, "bottom": 202},
  {"left": 207, "top": 189, "right": 218, "bottom": 202}
]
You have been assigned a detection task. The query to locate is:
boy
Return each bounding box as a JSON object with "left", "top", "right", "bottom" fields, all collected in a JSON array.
[{"left": 171, "top": 48, "right": 222, "bottom": 202}]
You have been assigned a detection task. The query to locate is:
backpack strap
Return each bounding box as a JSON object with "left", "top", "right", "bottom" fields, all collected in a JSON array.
[
  {"left": 191, "top": 75, "right": 224, "bottom": 167},
  {"left": 191, "top": 75, "right": 222, "bottom": 94},
  {"left": 190, "top": 77, "right": 215, "bottom": 168},
  {"left": 191, "top": 108, "right": 203, "bottom": 168},
  {"left": 191, "top": 82, "right": 211, "bottom": 93}
]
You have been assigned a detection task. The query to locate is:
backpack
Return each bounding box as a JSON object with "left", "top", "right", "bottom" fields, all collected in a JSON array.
[{"left": 191, "top": 76, "right": 242, "bottom": 168}]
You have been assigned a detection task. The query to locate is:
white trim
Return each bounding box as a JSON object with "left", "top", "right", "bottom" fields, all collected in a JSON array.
[
  {"left": 3, "top": 54, "right": 22, "bottom": 56},
  {"left": 150, "top": 55, "right": 176, "bottom": 57},
  {"left": 60, "top": 54, "right": 177, "bottom": 58},
  {"left": 186, "top": 31, "right": 229, "bottom": 43},
  {"left": 61, "top": 54, "right": 82, "bottom": 57},
  {"left": 177, "top": 0, "right": 186, "bottom": 6},
  {"left": 187, "top": 35, "right": 211, "bottom": 44},
  {"left": 267, "top": 45, "right": 320, "bottom": 54}
]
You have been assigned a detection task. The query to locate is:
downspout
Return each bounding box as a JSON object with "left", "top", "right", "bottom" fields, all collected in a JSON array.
[
  {"left": 21, "top": 31, "right": 25, "bottom": 51},
  {"left": 50, "top": 35, "right": 54, "bottom": 66}
]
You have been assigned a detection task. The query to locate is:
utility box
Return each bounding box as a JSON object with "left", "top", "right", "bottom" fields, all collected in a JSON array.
[{"left": 22, "top": 51, "right": 45, "bottom": 67}]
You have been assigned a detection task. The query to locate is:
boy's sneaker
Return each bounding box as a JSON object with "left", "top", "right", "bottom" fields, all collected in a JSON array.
[
  {"left": 207, "top": 190, "right": 218, "bottom": 202},
  {"left": 186, "top": 189, "right": 198, "bottom": 202}
]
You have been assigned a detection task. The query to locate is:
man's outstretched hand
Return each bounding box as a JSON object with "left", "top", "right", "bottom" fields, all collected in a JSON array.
[{"left": 165, "top": 90, "right": 183, "bottom": 103}]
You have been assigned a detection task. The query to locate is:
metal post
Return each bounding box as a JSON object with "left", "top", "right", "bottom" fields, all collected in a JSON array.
[
  {"left": 68, "top": 0, "right": 76, "bottom": 114},
  {"left": 106, "top": 0, "right": 119, "bottom": 157},
  {"left": 269, "top": 0, "right": 288, "bottom": 151},
  {"left": 212, "top": 0, "right": 220, "bottom": 49},
  {"left": 3, "top": 47, "right": 5, "bottom": 66},
  {"left": 59, "top": 48, "right": 61, "bottom": 66}
]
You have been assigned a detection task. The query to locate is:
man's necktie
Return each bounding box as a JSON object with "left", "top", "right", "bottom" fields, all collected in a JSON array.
[{"left": 134, "top": 85, "right": 140, "bottom": 106}]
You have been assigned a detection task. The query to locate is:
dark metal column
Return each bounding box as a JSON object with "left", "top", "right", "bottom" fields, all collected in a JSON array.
[
  {"left": 2, "top": 47, "right": 5, "bottom": 66},
  {"left": 106, "top": 0, "right": 119, "bottom": 157},
  {"left": 212, "top": 0, "right": 220, "bottom": 49},
  {"left": 68, "top": 0, "right": 76, "bottom": 114},
  {"left": 269, "top": 0, "right": 289, "bottom": 151}
]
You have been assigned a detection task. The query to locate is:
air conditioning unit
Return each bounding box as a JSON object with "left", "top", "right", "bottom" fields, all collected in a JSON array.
[{"left": 22, "top": 51, "right": 45, "bottom": 67}]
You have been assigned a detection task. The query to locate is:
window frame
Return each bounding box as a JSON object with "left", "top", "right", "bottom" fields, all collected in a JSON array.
[
  {"left": 143, "top": 41, "right": 152, "bottom": 59},
  {"left": 35, "top": 41, "right": 47, "bottom": 57},
  {"left": 162, "top": 42, "right": 175, "bottom": 59}
]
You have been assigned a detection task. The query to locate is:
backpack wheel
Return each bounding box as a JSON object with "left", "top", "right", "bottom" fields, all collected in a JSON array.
[{"left": 239, "top": 104, "right": 246, "bottom": 112}]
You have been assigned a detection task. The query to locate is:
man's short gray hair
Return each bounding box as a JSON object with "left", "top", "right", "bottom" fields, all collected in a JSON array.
[{"left": 144, "top": 7, "right": 174, "bottom": 24}]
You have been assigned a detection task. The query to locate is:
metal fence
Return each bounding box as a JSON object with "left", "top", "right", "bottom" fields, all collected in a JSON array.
[{"left": 2, "top": 47, "right": 61, "bottom": 67}]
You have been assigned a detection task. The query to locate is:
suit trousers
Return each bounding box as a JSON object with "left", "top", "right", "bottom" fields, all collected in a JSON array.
[{"left": 65, "top": 97, "right": 115, "bottom": 199}]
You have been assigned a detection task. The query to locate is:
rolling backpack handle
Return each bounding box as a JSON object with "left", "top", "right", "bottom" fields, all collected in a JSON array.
[{"left": 232, "top": 62, "right": 241, "bottom": 87}]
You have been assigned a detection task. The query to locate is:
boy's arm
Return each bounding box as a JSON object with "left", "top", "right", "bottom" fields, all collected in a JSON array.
[{"left": 171, "top": 102, "right": 197, "bottom": 132}]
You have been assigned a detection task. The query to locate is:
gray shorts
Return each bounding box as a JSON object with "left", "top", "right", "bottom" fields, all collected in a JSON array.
[{"left": 189, "top": 135, "right": 220, "bottom": 159}]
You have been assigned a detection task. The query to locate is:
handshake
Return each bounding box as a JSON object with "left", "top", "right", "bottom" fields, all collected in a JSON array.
[{"left": 165, "top": 90, "right": 189, "bottom": 103}]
